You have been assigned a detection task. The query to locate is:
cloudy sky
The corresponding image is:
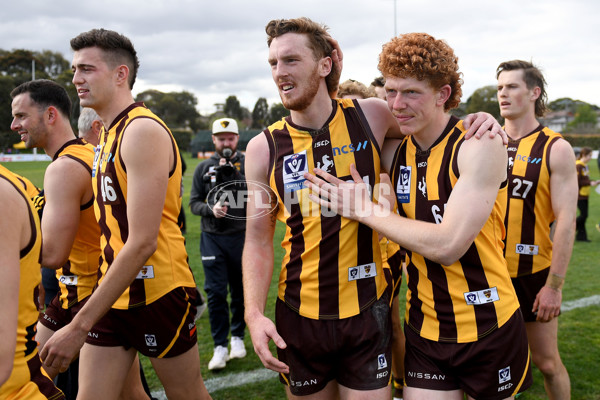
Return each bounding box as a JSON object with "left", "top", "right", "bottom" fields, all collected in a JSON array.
[{"left": 1, "top": 0, "right": 598, "bottom": 115}]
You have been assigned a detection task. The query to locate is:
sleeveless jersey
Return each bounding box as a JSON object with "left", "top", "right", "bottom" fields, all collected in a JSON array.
[
  {"left": 0, "top": 165, "right": 62, "bottom": 400},
  {"left": 92, "top": 103, "right": 196, "bottom": 309},
  {"left": 576, "top": 159, "right": 591, "bottom": 198},
  {"left": 13, "top": 173, "right": 41, "bottom": 198},
  {"left": 53, "top": 139, "right": 101, "bottom": 309},
  {"left": 264, "top": 98, "right": 388, "bottom": 320},
  {"left": 504, "top": 125, "right": 561, "bottom": 277},
  {"left": 389, "top": 116, "right": 519, "bottom": 343}
]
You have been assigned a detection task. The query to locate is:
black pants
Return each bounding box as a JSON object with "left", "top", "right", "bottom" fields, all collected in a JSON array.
[
  {"left": 201, "top": 231, "right": 246, "bottom": 347},
  {"left": 576, "top": 198, "right": 589, "bottom": 240}
]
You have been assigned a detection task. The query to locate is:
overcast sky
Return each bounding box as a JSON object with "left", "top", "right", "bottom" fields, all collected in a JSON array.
[{"left": 1, "top": 0, "right": 598, "bottom": 115}]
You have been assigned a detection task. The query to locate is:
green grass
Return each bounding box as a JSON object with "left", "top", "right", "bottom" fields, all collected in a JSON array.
[{"left": 2, "top": 156, "right": 599, "bottom": 400}]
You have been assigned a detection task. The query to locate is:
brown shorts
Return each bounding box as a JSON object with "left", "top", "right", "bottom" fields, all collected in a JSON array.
[
  {"left": 85, "top": 287, "right": 198, "bottom": 358},
  {"left": 38, "top": 294, "right": 89, "bottom": 331},
  {"left": 512, "top": 268, "right": 558, "bottom": 322},
  {"left": 404, "top": 310, "right": 532, "bottom": 399},
  {"left": 276, "top": 293, "right": 392, "bottom": 396}
]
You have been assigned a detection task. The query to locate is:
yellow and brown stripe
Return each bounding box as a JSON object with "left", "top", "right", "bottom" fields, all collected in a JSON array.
[
  {"left": 52, "top": 139, "right": 100, "bottom": 309},
  {"left": 0, "top": 166, "right": 63, "bottom": 399},
  {"left": 390, "top": 116, "right": 518, "bottom": 343},
  {"left": 92, "top": 103, "right": 196, "bottom": 309},
  {"left": 265, "top": 99, "right": 389, "bottom": 320},
  {"left": 504, "top": 125, "right": 562, "bottom": 277}
]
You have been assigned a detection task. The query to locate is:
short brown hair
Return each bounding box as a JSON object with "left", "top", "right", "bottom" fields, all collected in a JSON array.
[
  {"left": 71, "top": 28, "right": 140, "bottom": 89},
  {"left": 378, "top": 33, "right": 463, "bottom": 111},
  {"left": 266, "top": 17, "right": 337, "bottom": 96},
  {"left": 496, "top": 60, "right": 548, "bottom": 117},
  {"left": 338, "top": 79, "right": 374, "bottom": 99}
]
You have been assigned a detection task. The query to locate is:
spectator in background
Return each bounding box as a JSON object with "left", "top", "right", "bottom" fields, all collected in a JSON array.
[
  {"left": 337, "top": 79, "right": 374, "bottom": 99},
  {"left": 77, "top": 107, "right": 103, "bottom": 146},
  {"left": 370, "top": 76, "right": 387, "bottom": 100},
  {"left": 575, "top": 147, "right": 599, "bottom": 241},
  {"left": 189, "top": 118, "right": 247, "bottom": 370}
]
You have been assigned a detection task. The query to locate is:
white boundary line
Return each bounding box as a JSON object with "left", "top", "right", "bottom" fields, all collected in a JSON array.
[{"left": 151, "top": 294, "right": 600, "bottom": 398}]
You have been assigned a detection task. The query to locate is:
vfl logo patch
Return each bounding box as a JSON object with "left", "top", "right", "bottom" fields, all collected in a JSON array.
[
  {"left": 377, "top": 354, "right": 388, "bottom": 370},
  {"left": 348, "top": 263, "right": 377, "bottom": 281},
  {"left": 464, "top": 287, "right": 500, "bottom": 305},
  {"left": 92, "top": 145, "right": 101, "bottom": 178},
  {"left": 58, "top": 275, "right": 78, "bottom": 286},
  {"left": 136, "top": 265, "right": 155, "bottom": 280},
  {"left": 516, "top": 244, "right": 538, "bottom": 255},
  {"left": 498, "top": 367, "right": 511, "bottom": 384},
  {"left": 145, "top": 334, "right": 157, "bottom": 347},
  {"left": 283, "top": 151, "right": 308, "bottom": 192},
  {"left": 396, "top": 166, "right": 412, "bottom": 203}
]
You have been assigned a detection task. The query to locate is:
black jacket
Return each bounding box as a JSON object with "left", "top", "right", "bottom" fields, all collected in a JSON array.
[{"left": 189, "top": 152, "right": 246, "bottom": 235}]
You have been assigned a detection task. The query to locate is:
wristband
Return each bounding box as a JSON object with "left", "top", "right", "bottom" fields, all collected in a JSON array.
[{"left": 546, "top": 272, "right": 564, "bottom": 291}]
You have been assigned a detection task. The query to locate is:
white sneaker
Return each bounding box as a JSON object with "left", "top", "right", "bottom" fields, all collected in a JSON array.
[
  {"left": 208, "top": 345, "right": 229, "bottom": 370},
  {"left": 229, "top": 336, "right": 247, "bottom": 359}
]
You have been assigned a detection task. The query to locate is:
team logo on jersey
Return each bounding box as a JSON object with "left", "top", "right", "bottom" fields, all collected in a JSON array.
[
  {"left": 464, "top": 287, "right": 499, "bottom": 305},
  {"left": 145, "top": 334, "right": 157, "bottom": 347},
  {"left": 58, "top": 275, "right": 78, "bottom": 286},
  {"left": 136, "top": 265, "right": 155, "bottom": 279},
  {"left": 348, "top": 262, "right": 377, "bottom": 282},
  {"left": 396, "top": 166, "right": 412, "bottom": 203},
  {"left": 498, "top": 367, "right": 511, "bottom": 384},
  {"left": 316, "top": 154, "right": 334, "bottom": 173},
  {"left": 516, "top": 244, "right": 538, "bottom": 255},
  {"left": 377, "top": 354, "right": 388, "bottom": 370},
  {"left": 418, "top": 176, "right": 427, "bottom": 198},
  {"left": 283, "top": 151, "right": 308, "bottom": 192}
]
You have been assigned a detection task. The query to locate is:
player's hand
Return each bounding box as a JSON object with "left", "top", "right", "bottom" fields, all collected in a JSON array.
[
  {"left": 32, "top": 189, "right": 46, "bottom": 220},
  {"left": 326, "top": 36, "right": 343, "bottom": 98},
  {"left": 40, "top": 324, "right": 86, "bottom": 373},
  {"left": 304, "top": 164, "right": 377, "bottom": 222},
  {"left": 532, "top": 285, "right": 562, "bottom": 322},
  {"left": 246, "top": 313, "right": 289, "bottom": 374},
  {"left": 463, "top": 112, "right": 508, "bottom": 145}
]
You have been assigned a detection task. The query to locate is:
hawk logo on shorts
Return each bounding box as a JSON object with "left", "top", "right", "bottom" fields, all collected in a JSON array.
[
  {"left": 145, "top": 334, "right": 158, "bottom": 347},
  {"left": 377, "top": 354, "right": 388, "bottom": 370},
  {"left": 498, "top": 367, "right": 511, "bottom": 384}
]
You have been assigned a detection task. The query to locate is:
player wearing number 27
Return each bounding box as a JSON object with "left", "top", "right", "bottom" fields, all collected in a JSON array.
[{"left": 497, "top": 60, "right": 577, "bottom": 400}]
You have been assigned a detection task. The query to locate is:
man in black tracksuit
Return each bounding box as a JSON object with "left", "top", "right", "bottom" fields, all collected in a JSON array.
[{"left": 189, "top": 118, "right": 247, "bottom": 370}]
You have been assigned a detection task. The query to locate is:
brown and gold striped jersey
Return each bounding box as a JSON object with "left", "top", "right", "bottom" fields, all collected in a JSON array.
[
  {"left": 265, "top": 99, "right": 389, "bottom": 320},
  {"left": 504, "top": 125, "right": 562, "bottom": 277},
  {"left": 390, "top": 116, "right": 519, "bottom": 343},
  {"left": 92, "top": 103, "right": 196, "bottom": 309},
  {"left": 0, "top": 165, "right": 54, "bottom": 399},
  {"left": 53, "top": 139, "right": 101, "bottom": 309}
]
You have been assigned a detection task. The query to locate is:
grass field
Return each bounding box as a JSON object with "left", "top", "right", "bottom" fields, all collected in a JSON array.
[{"left": 2, "top": 154, "right": 599, "bottom": 400}]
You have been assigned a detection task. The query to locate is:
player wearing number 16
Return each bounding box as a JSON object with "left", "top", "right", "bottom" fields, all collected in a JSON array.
[{"left": 38, "top": 28, "right": 211, "bottom": 399}]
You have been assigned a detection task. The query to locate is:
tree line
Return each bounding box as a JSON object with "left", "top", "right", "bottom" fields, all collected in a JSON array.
[{"left": 1, "top": 48, "right": 597, "bottom": 153}]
